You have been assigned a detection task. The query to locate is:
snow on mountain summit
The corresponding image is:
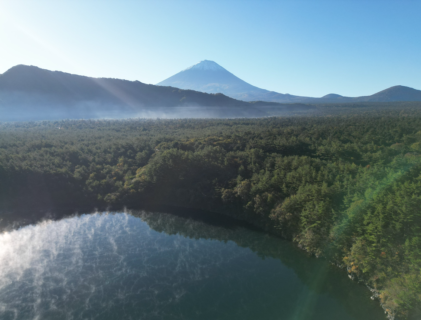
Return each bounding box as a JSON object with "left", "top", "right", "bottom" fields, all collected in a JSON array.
[{"left": 184, "top": 60, "right": 225, "bottom": 71}]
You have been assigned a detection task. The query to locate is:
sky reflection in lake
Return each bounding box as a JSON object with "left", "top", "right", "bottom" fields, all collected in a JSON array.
[{"left": 0, "top": 211, "right": 386, "bottom": 320}]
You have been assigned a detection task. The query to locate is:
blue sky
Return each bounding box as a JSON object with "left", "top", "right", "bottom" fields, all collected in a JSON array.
[{"left": 1, "top": 0, "right": 420, "bottom": 97}]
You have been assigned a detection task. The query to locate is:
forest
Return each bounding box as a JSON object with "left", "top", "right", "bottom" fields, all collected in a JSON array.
[{"left": 0, "top": 102, "right": 421, "bottom": 319}]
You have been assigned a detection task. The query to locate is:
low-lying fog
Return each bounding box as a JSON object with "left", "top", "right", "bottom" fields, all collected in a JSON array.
[
  {"left": 1, "top": 106, "right": 308, "bottom": 121},
  {"left": 0, "top": 100, "right": 312, "bottom": 121}
]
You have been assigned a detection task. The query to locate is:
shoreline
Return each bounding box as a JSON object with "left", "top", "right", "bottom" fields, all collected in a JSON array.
[{"left": 0, "top": 201, "right": 394, "bottom": 319}]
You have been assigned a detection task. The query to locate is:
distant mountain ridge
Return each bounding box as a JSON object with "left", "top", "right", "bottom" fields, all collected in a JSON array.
[
  {"left": 2, "top": 62, "right": 419, "bottom": 122},
  {"left": 158, "top": 60, "right": 421, "bottom": 103},
  {"left": 0, "top": 65, "right": 310, "bottom": 121},
  {"left": 0, "top": 64, "right": 243, "bottom": 107}
]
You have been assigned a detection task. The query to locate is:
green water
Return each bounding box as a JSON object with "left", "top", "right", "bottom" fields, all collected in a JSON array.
[{"left": 0, "top": 209, "right": 386, "bottom": 320}]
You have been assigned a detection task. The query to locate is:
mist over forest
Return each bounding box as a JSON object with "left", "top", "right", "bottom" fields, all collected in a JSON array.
[
  {"left": 0, "top": 65, "right": 314, "bottom": 122},
  {"left": 1, "top": 103, "right": 421, "bottom": 319},
  {"left": 2, "top": 64, "right": 421, "bottom": 122},
  {"left": 1, "top": 63, "right": 421, "bottom": 320},
  {"left": 2, "top": 0, "right": 421, "bottom": 319}
]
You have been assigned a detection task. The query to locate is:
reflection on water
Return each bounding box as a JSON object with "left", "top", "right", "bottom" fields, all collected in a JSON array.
[{"left": 0, "top": 210, "right": 386, "bottom": 320}]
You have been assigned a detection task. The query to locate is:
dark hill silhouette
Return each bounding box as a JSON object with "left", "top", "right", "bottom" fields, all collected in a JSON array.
[
  {"left": 0, "top": 65, "right": 250, "bottom": 107},
  {"left": 0, "top": 65, "right": 311, "bottom": 121},
  {"left": 158, "top": 60, "right": 421, "bottom": 103},
  {"left": 306, "top": 85, "right": 421, "bottom": 103},
  {"left": 359, "top": 85, "right": 421, "bottom": 102}
]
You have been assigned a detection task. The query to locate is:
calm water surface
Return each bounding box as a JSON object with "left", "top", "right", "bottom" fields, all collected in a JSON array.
[{"left": 0, "top": 210, "right": 386, "bottom": 320}]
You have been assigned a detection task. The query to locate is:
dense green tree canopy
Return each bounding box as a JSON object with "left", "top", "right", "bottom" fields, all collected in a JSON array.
[{"left": 1, "top": 104, "right": 421, "bottom": 319}]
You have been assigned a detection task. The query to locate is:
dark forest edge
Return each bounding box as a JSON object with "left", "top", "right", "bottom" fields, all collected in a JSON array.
[{"left": 1, "top": 103, "right": 421, "bottom": 319}]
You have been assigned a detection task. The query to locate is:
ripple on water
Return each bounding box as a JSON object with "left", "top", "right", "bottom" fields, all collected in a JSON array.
[{"left": 0, "top": 211, "right": 387, "bottom": 320}]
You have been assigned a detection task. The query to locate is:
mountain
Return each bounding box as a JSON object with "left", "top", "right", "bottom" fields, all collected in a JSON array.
[
  {"left": 0, "top": 65, "right": 311, "bottom": 121},
  {"left": 354, "top": 86, "right": 421, "bottom": 102},
  {"left": 158, "top": 60, "right": 421, "bottom": 103},
  {"left": 157, "top": 60, "right": 307, "bottom": 103},
  {"left": 306, "top": 86, "right": 421, "bottom": 103}
]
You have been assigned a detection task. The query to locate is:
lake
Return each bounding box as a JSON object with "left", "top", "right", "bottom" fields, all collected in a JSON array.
[{"left": 0, "top": 209, "right": 386, "bottom": 320}]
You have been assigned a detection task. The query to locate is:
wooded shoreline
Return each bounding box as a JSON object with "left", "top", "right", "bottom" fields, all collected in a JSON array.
[{"left": 1, "top": 104, "right": 421, "bottom": 319}]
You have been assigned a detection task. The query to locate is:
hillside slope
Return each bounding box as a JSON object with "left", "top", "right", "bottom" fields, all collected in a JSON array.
[{"left": 0, "top": 65, "right": 310, "bottom": 121}]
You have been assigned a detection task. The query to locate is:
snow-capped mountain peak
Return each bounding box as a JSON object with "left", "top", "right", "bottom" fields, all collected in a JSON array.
[{"left": 183, "top": 60, "right": 225, "bottom": 72}]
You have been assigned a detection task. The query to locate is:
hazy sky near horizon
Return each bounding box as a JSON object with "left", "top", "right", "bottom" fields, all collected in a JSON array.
[{"left": 1, "top": 0, "right": 420, "bottom": 97}]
